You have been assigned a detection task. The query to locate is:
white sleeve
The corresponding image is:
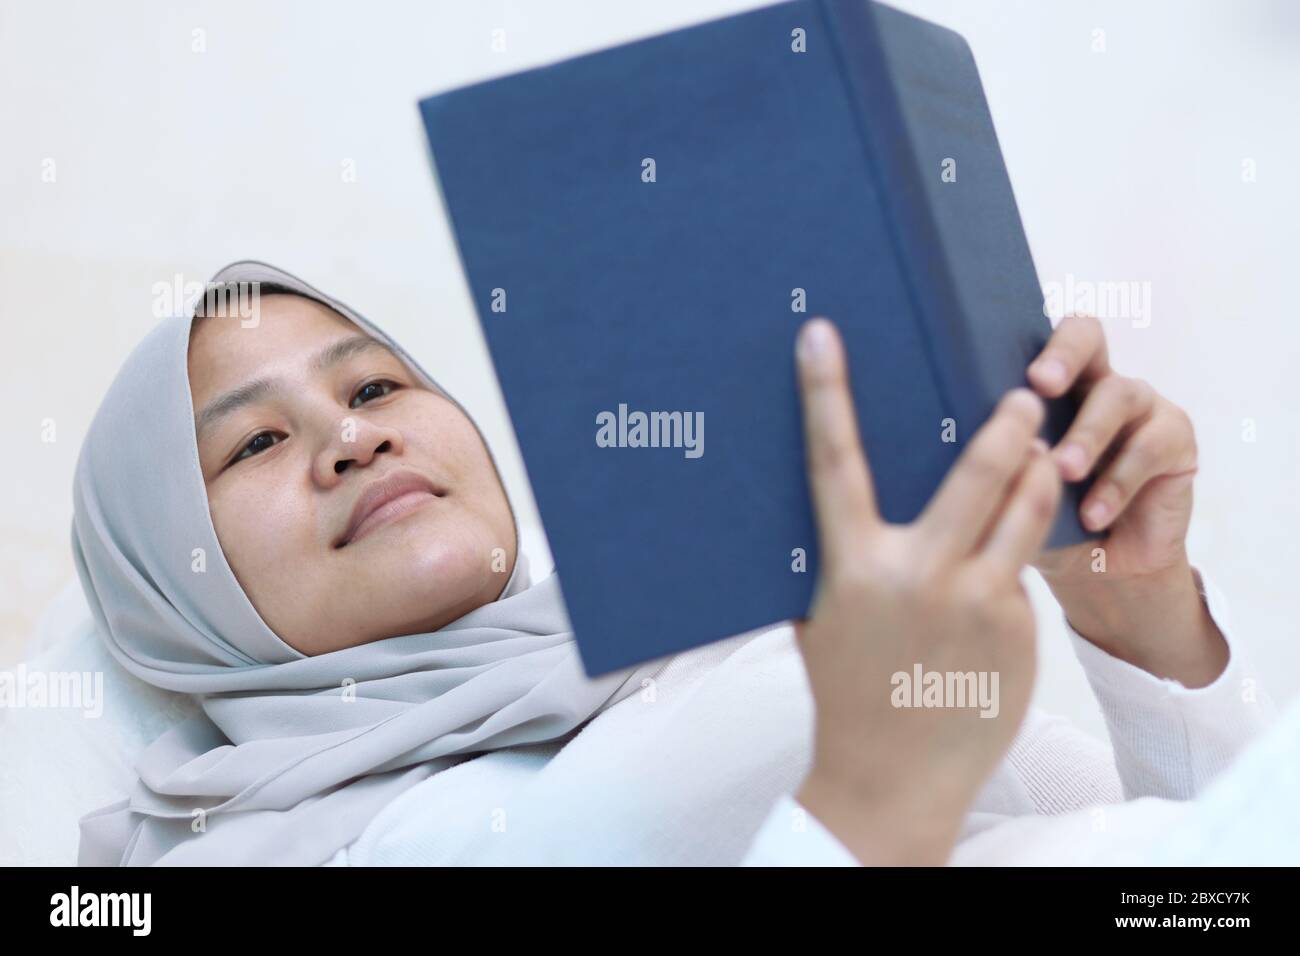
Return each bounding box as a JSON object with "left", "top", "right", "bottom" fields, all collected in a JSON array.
[
  {"left": 1065, "top": 566, "right": 1277, "bottom": 800},
  {"left": 953, "top": 693, "right": 1300, "bottom": 866},
  {"left": 950, "top": 796, "right": 1196, "bottom": 865},
  {"left": 738, "top": 792, "right": 860, "bottom": 866}
]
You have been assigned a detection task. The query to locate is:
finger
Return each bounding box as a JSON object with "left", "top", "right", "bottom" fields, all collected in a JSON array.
[
  {"left": 792, "top": 617, "right": 807, "bottom": 648},
  {"left": 795, "top": 318, "right": 881, "bottom": 567},
  {"left": 1026, "top": 314, "right": 1111, "bottom": 398},
  {"left": 916, "top": 388, "right": 1045, "bottom": 562},
  {"left": 1078, "top": 405, "right": 1197, "bottom": 531},
  {"left": 978, "top": 446, "right": 1063, "bottom": 573},
  {"left": 1051, "top": 375, "right": 1157, "bottom": 481}
]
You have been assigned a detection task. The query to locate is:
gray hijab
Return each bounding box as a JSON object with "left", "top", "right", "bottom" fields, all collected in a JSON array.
[{"left": 72, "top": 261, "right": 666, "bottom": 866}]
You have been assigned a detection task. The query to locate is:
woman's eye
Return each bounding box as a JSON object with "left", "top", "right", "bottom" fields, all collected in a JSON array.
[
  {"left": 234, "top": 431, "right": 281, "bottom": 463},
  {"left": 350, "top": 380, "right": 397, "bottom": 408}
]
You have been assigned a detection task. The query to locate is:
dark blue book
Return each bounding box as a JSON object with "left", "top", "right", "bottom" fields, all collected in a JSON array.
[{"left": 419, "top": 0, "right": 1094, "bottom": 676}]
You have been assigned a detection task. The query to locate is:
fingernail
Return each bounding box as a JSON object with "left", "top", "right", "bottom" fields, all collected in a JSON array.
[
  {"left": 1084, "top": 500, "right": 1109, "bottom": 529},
  {"left": 1032, "top": 357, "right": 1067, "bottom": 387},
  {"left": 798, "top": 319, "right": 834, "bottom": 365},
  {"left": 1055, "top": 442, "right": 1088, "bottom": 478},
  {"left": 1005, "top": 388, "right": 1045, "bottom": 421}
]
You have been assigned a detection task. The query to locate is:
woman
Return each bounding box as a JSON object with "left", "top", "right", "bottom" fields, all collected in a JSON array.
[{"left": 72, "top": 261, "right": 1276, "bottom": 866}]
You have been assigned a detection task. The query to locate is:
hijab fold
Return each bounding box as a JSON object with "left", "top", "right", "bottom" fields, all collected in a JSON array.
[{"left": 72, "top": 261, "right": 666, "bottom": 866}]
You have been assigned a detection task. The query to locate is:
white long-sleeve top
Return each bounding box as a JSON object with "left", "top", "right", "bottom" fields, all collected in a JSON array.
[{"left": 327, "top": 567, "right": 1280, "bottom": 866}]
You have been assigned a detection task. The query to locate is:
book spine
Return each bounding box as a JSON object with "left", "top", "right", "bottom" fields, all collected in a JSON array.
[{"left": 815, "top": 0, "right": 991, "bottom": 435}]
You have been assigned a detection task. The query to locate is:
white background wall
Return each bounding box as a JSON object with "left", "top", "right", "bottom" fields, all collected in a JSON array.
[{"left": 2, "top": 0, "right": 1297, "bottom": 740}]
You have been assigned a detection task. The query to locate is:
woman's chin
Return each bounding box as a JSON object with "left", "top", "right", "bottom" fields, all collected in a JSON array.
[{"left": 341, "top": 520, "right": 504, "bottom": 626}]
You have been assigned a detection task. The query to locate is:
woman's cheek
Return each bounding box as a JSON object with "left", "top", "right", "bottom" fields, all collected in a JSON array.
[{"left": 209, "top": 476, "right": 309, "bottom": 583}]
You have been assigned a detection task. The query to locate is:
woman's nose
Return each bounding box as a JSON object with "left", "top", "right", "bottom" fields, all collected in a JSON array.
[{"left": 312, "top": 414, "right": 405, "bottom": 486}]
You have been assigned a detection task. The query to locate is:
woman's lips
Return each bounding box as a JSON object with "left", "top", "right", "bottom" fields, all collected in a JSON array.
[{"left": 335, "top": 471, "right": 442, "bottom": 548}]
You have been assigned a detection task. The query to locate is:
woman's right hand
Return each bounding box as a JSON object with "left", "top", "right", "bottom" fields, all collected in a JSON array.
[{"left": 790, "top": 318, "right": 1062, "bottom": 865}]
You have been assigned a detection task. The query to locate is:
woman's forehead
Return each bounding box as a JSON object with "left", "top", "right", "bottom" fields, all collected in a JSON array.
[
  {"left": 187, "top": 295, "right": 427, "bottom": 429},
  {"left": 191, "top": 292, "right": 357, "bottom": 350},
  {"left": 189, "top": 293, "right": 363, "bottom": 382}
]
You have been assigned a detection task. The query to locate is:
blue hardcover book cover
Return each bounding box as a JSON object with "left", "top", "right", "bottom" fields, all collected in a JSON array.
[{"left": 419, "top": 0, "right": 1093, "bottom": 676}]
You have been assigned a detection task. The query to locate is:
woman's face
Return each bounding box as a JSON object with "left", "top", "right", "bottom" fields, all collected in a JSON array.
[{"left": 188, "top": 293, "right": 517, "bottom": 655}]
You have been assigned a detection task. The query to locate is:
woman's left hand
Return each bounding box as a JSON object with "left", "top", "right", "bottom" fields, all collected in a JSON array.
[{"left": 1026, "top": 314, "right": 1229, "bottom": 687}]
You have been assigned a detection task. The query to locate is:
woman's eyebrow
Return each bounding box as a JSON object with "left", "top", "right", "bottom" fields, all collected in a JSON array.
[
  {"left": 196, "top": 378, "right": 283, "bottom": 440},
  {"left": 312, "top": 335, "right": 395, "bottom": 372},
  {"left": 195, "top": 336, "right": 398, "bottom": 440}
]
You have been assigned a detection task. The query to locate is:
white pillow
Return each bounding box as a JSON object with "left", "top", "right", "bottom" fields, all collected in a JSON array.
[
  {"left": 0, "top": 525, "right": 554, "bottom": 865},
  {"left": 0, "top": 581, "right": 198, "bottom": 865}
]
